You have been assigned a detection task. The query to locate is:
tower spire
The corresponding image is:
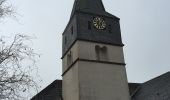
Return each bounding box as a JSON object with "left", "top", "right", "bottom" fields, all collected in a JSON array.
[{"left": 71, "top": 0, "right": 105, "bottom": 17}]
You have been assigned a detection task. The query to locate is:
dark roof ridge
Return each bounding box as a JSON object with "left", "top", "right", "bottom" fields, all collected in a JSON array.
[
  {"left": 131, "top": 71, "right": 170, "bottom": 98},
  {"left": 142, "top": 71, "right": 170, "bottom": 84}
]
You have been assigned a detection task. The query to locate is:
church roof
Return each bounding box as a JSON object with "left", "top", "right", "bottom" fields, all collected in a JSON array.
[
  {"left": 31, "top": 72, "right": 170, "bottom": 100},
  {"left": 31, "top": 80, "right": 62, "bottom": 100},
  {"left": 132, "top": 71, "right": 170, "bottom": 100},
  {"left": 70, "top": 0, "right": 118, "bottom": 18}
]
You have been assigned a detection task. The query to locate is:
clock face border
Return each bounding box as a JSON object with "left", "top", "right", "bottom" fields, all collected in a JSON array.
[{"left": 92, "top": 17, "right": 106, "bottom": 30}]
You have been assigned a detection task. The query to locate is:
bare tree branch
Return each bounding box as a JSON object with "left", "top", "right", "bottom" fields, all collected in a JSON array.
[
  {"left": 0, "top": 0, "right": 14, "bottom": 19},
  {"left": 0, "top": 1, "right": 40, "bottom": 99},
  {"left": 0, "top": 34, "right": 41, "bottom": 100}
]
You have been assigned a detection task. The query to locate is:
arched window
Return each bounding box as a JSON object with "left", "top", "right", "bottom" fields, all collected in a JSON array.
[
  {"left": 100, "top": 46, "right": 108, "bottom": 61},
  {"left": 88, "top": 21, "right": 91, "bottom": 30},
  {"left": 95, "top": 45, "right": 100, "bottom": 60},
  {"left": 67, "top": 51, "right": 73, "bottom": 67},
  {"left": 95, "top": 45, "right": 108, "bottom": 61},
  {"left": 64, "top": 37, "right": 67, "bottom": 44}
]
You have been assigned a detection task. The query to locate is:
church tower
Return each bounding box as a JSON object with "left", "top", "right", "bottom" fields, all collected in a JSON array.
[{"left": 62, "top": 0, "right": 130, "bottom": 100}]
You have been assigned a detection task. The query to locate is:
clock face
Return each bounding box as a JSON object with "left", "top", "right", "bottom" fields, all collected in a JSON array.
[{"left": 93, "top": 17, "right": 106, "bottom": 30}]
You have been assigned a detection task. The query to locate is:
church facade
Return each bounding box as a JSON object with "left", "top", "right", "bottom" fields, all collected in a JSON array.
[{"left": 31, "top": 0, "right": 170, "bottom": 100}]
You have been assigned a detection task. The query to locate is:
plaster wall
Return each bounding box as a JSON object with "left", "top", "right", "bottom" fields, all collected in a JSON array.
[
  {"left": 62, "top": 62, "right": 79, "bottom": 100},
  {"left": 78, "top": 61, "right": 130, "bottom": 100},
  {"left": 78, "top": 41, "right": 125, "bottom": 63},
  {"left": 62, "top": 40, "right": 130, "bottom": 100},
  {"left": 62, "top": 40, "right": 125, "bottom": 73}
]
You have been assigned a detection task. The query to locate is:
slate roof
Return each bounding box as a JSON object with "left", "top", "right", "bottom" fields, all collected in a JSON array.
[
  {"left": 128, "top": 83, "right": 141, "bottom": 95},
  {"left": 71, "top": 0, "right": 104, "bottom": 17},
  {"left": 31, "top": 80, "right": 62, "bottom": 100},
  {"left": 70, "top": 0, "right": 118, "bottom": 18},
  {"left": 132, "top": 71, "right": 170, "bottom": 100},
  {"left": 31, "top": 72, "right": 170, "bottom": 100}
]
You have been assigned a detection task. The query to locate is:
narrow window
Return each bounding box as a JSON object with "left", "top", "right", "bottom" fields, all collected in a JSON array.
[
  {"left": 67, "top": 51, "right": 73, "bottom": 66},
  {"left": 64, "top": 37, "right": 67, "bottom": 44},
  {"left": 71, "top": 26, "right": 73, "bottom": 35},
  {"left": 108, "top": 25, "right": 112, "bottom": 33},
  {"left": 95, "top": 45, "right": 100, "bottom": 60},
  {"left": 88, "top": 21, "right": 91, "bottom": 30},
  {"left": 101, "top": 46, "right": 108, "bottom": 61}
]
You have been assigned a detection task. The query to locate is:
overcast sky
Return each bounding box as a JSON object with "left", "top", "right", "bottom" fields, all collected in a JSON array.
[{"left": 1, "top": 0, "right": 170, "bottom": 96}]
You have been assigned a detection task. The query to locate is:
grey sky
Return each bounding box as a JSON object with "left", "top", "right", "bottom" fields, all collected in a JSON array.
[{"left": 0, "top": 0, "right": 170, "bottom": 96}]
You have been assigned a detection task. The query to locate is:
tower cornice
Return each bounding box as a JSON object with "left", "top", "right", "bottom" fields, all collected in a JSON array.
[{"left": 62, "top": 58, "right": 126, "bottom": 76}]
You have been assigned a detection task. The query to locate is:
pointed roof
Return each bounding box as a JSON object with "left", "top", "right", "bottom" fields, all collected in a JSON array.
[{"left": 71, "top": 0, "right": 111, "bottom": 18}]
